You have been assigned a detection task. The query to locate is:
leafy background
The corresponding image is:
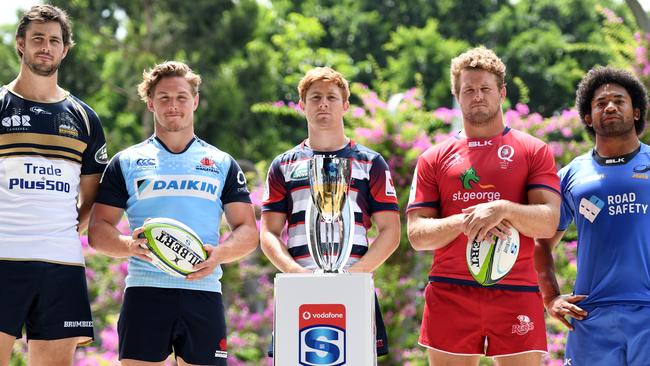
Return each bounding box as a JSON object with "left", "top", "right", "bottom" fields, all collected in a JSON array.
[{"left": 2, "top": 1, "right": 650, "bottom": 365}]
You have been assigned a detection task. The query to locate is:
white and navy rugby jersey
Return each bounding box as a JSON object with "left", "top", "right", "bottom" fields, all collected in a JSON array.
[
  {"left": 0, "top": 87, "right": 107, "bottom": 265},
  {"left": 558, "top": 144, "right": 650, "bottom": 308},
  {"left": 95, "top": 136, "right": 251, "bottom": 293},
  {"left": 261, "top": 140, "right": 399, "bottom": 270}
]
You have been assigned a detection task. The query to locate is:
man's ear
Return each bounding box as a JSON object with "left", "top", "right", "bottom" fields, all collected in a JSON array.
[
  {"left": 634, "top": 107, "right": 640, "bottom": 121},
  {"left": 147, "top": 98, "right": 155, "bottom": 113},
  {"left": 343, "top": 100, "right": 350, "bottom": 112},
  {"left": 16, "top": 37, "right": 25, "bottom": 58},
  {"left": 299, "top": 100, "right": 305, "bottom": 111},
  {"left": 584, "top": 114, "right": 592, "bottom": 127}
]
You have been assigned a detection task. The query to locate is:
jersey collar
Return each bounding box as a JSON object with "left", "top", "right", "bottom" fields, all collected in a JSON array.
[{"left": 592, "top": 145, "right": 641, "bottom": 166}]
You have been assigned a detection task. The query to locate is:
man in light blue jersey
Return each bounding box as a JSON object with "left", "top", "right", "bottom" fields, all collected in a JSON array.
[
  {"left": 88, "top": 61, "right": 258, "bottom": 366},
  {"left": 535, "top": 66, "right": 650, "bottom": 366}
]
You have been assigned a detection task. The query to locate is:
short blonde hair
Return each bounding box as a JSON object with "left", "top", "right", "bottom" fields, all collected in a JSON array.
[
  {"left": 298, "top": 67, "right": 350, "bottom": 102},
  {"left": 137, "top": 61, "right": 202, "bottom": 101},
  {"left": 450, "top": 46, "right": 506, "bottom": 97}
]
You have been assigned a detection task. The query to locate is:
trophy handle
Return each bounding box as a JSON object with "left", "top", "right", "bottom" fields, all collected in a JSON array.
[
  {"left": 305, "top": 200, "right": 326, "bottom": 271},
  {"left": 333, "top": 198, "right": 355, "bottom": 272}
]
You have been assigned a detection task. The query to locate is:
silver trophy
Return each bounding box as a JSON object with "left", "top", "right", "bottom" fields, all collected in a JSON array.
[{"left": 305, "top": 156, "right": 355, "bottom": 273}]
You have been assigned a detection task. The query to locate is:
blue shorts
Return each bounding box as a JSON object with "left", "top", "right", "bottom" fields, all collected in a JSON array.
[
  {"left": 118, "top": 287, "right": 227, "bottom": 365},
  {"left": 565, "top": 304, "right": 650, "bottom": 365},
  {"left": 0, "top": 260, "right": 94, "bottom": 342}
]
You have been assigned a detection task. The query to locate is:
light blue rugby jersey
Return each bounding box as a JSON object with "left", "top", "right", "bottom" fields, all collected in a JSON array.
[
  {"left": 96, "top": 136, "right": 251, "bottom": 292},
  {"left": 558, "top": 143, "right": 650, "bottom": 308}
]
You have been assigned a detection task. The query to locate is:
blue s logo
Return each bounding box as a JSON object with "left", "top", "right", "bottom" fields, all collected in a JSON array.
[{"left": 299, "top": 326, "right": 345, "bottom": 366}]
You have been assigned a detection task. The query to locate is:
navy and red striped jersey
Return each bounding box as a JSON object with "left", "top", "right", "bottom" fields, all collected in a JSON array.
[{"left": 262, "top": 140, "right": 399, "bottom": 269}]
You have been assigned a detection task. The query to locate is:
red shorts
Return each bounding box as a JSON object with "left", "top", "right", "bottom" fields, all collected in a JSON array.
[{"left": 419, "top": 281, "right": 547, "bottom": 357}]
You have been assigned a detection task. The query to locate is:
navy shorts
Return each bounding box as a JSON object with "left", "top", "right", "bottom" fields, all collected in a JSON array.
[
  {"left": 566, "top": 304, "right": 650, "bottom": 365},
  {"left": 0, "top": 260, "right": 94, "bottom": 342},
  {"left": 118, "top": 287, "right": 228, "bottom": 365},
  {"left": 268, "top": 294, "right": 389, "bottom": 357}
]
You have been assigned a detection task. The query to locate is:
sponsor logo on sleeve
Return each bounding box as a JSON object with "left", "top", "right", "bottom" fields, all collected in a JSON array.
[
  {"left": 95, "top": 144, "right": 108, "bottom": 164},
  {"left": 385, "top": 170, "right": 396, "bottom": 197}
]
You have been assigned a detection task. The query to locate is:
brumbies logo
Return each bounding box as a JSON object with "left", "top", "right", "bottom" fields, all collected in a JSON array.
[{"left": 299, "top": 304, "right": 346, "bottom": 366}]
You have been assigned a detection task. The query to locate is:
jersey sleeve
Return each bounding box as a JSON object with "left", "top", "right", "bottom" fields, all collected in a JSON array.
[
  {"left": 95, "top": 153, "right": 129, "bottom": 208},
  {"left": 221, "top": 157, "right": 252, "bottom": 205},
  {"left": 526, "top": 142, "right": 560, "bottom": 194},
  {"left": 406, "top": 151, "right": 440, "bottom": 212},
  {"left": 261, "top": 157, "right": 288, "bottom": 213},
  {"left": 367, "top": 155, "right": 399, "bottom": 214},
  {"left": 80, "top": 103, "right": 108, "bottom": 175},
  {"left": 557, "top": 166, "right": 575, "bottom": 231}
]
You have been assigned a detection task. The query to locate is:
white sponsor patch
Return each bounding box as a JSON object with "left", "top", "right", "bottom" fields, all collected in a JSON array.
[
  {"left": 135, "top": 175, "right": 221, "bottom": 201},
  {"left": 385, "top": 170, "right": 396, "bottom": 197}
]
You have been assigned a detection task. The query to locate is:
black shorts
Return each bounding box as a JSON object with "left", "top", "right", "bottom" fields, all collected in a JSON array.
[
  {"left": 268, "top": 294, "right": 389, "bottom": 357},
  {"left": 118, "top": 287, "right": 227, "bottom": 365},
  {"left": 0, "top": 260, "right": 94, "bottom": 342}
]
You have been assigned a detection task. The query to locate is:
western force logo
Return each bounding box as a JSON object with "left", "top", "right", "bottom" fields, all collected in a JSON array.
[
  {"left": 511, "top": 314, "right": 534, "bottom": 335},
  {"left": 579, "top": 195, "right": 605, "bottom": 223},
  {"left": 135, "top": 175, "right": 221, "bottom": 201},
  {"left": 299, "top": 304, "right": 346, "bottom": 366},
  {"left": 633, "top": 164, "right": 650, "bottom": 180}
]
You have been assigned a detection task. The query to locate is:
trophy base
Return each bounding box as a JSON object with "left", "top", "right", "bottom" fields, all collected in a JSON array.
[{"left": 273, "top": 273, "right": 377, "bottom": 365}]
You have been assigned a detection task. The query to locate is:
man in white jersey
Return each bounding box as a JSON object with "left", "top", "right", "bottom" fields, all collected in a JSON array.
[
  {"left": 0, "top": 5, "right": 107, "bottom": 366},
  {"left": 89, "top": 61, "right": 258, "bottom": 365}
]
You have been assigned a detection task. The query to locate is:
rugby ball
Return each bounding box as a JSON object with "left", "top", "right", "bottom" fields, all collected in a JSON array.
[
  {"left": 466, "top": 227, "right": 520, "bottom": 286},
  {"left": 140, "top": 218, "right": 207, "bottom": 277}
]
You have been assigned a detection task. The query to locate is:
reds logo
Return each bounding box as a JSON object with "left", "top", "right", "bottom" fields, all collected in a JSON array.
[{"left": 511, "top": 314, "right": 534, "bottom": 335}]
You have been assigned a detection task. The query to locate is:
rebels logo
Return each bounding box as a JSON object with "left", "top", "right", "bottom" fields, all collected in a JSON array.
[{"left": 299, "top": 304, "right": 346, "bottom": 366}]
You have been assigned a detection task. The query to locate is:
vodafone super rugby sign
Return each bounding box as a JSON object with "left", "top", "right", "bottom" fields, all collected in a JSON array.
[{"left": 299, "top": 304, "right": 346, "bottom": 366}]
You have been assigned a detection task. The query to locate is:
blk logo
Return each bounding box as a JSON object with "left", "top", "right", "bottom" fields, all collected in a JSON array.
[{"left": 299, "top": 304, "right": 346, "bottom": 366}]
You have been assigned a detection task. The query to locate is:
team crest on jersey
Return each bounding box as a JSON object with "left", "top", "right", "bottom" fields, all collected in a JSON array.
[
  {"left": 633, "top": 164, "right": 650, "bottom": 179},
  {"left": 497, "top": 145, "right": 515, "bottom": 169},
  {"left": 299, "top": 304, "right": 346, "bottom": 366},
  {"left": 196, "top": 156, "right": 220, "bottom": 173},
  {"left": 511, "top": 314, "right": 534, "bottom": 335},
  {"left": 58, "top": 123, "right": 79, "bottom": 137}
]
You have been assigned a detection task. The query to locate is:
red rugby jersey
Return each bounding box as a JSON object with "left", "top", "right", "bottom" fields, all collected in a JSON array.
[{"left": 407, "top": 127, "right": 560, "bottom": 288}]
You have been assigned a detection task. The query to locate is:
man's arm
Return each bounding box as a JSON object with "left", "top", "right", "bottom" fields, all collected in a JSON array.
[
  {"left": 462, "top": 189, "right": 561, "bottom": 243},
  {"left": 87, "top": 203, "right": 150, "bottom": 260},
  {"left": 535, "top": 231, "right": 587, "bottom": 330},
  {"left": 260, "top": 211, "right": 310, "bottom": 273},
  {"left": 348, "top": 211, "right": 400, "bottom": 273},
  {"left": 188, "top": 202, "right": 259, "bottom": 280},
  {"left": 407, "top": 207, "right": 465, "bottom": 251},
  {"left": 77, "top": 174, "right": 101, "bottom": 233}
]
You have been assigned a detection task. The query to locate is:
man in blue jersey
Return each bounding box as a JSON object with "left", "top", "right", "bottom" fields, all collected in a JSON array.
[
  {"left": 88, "top": 61, "right": 258, "bottom": 365},
  {"left": 535, "top": 66, "right": 650, "bottom": 366},
  {"left": 0, "top": 5, "right": 107, "bottom": 366}
]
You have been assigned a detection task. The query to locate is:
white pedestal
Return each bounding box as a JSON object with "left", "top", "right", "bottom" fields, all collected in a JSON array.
[{"left": 274, "top": 273, "right": 376, "bottom": 366}]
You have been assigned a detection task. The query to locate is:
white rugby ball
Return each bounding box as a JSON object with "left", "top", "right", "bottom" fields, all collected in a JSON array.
[
  {"left": 141, "top": 218, "right": 207, "bottom": 277},
  {"left": 466, "top": 227, "right": 520, "bottom": 286}
]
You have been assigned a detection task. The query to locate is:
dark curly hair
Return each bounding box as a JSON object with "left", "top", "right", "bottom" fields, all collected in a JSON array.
[
  {"left": 575, "top": 66, "right": 648, "bottom": 136},
  {"left": 15, "top": 5, "right": 74, "bottom": 59}
]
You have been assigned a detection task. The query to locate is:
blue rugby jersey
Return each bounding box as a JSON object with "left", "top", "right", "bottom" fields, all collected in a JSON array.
[
  {"left": 95, "top": 136, "right": 251, "bottom": 293},
  {"left": 261, "top": 140, "right": 399, "bottom": 270},
  {"left": 558, "top": 143, "right": 650, "bottom": 308}
]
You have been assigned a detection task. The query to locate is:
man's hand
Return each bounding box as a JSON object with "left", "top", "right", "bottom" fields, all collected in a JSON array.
[
  {"left": 462, "top": 200, "right": 510, "bottom": 243},
  {"left": 128, "top": 227, "right": 152, "bottom": 262},
  {"left": 187, "top": 245, "right": 219, "bottom": 281},
  {"left": 545, "top": 294, "right": 588, "bottom": 330}
]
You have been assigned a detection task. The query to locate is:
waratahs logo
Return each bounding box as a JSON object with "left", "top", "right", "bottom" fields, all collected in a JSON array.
[{"left": 299, "top": 304, "right": 346, "bottom": 366}]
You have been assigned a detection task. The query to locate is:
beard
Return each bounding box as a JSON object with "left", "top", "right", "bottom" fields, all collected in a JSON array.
[
  {"left": 594, "top": 116, "right": 636, "bottom": 137},
  {"left": 462, "top": 103, "right": 501, "bottom": 126},
  {"left": 24, "top": 53, "right": 60, "bottom": 77}
]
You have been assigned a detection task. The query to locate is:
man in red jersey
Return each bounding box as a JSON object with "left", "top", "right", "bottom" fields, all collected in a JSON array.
[{"left": 406, "top": 47, "right": 561, "bottom": 366}]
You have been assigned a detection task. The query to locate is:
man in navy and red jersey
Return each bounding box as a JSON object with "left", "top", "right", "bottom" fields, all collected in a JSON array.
[
  {"left": 407, "top": 47, "right": 560, "bottom": 366},
  {"left": 0, "top": 5, "right": 107, "bottom": 366},
  {"left": 536, "top": 67, "right": 650, "bottom": 366},
  {"left": 260, "top": 67, "right": 401, "bottom": 356}
]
